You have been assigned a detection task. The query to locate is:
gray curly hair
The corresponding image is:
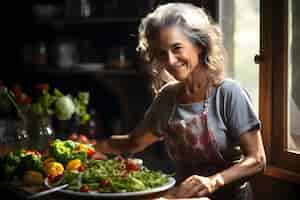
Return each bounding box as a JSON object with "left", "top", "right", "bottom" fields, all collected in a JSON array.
[{"left": 137, "top": 3, "right": 226, "bottom": 93}]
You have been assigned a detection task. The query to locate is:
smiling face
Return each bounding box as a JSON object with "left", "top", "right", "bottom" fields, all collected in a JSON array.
[{"left": 155, "top": 26, "right": 201, "bottom": 81}]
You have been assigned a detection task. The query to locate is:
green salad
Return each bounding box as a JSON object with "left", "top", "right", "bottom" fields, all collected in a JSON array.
[{"left": 49, "top": 156, "right": 173, "bottom": 193}]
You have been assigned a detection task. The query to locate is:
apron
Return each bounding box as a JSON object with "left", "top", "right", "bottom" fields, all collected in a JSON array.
[{"left": 163, "top": 91, "right": 253, "bottom": 200}]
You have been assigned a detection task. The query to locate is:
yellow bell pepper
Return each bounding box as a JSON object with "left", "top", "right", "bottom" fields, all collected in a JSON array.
[
  {"left": 23, "top": 170, "right": 44, "bottom": 185},
  {"left": 44, "top": 161, "right": 64, "bottom": 177},
  {"left": 66, "top": 159, "right": 82, "bottom": 171},
  {"left": 43, "top": 157, "right": 55, "bottom": 167},
  {"left": 76, "top": 143, "right": 89, "bottom": 152}
]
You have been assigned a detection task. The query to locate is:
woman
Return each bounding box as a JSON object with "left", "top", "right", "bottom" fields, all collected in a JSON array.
[{"left": 97, "top": 3, "right": 266, "bottom": 200}]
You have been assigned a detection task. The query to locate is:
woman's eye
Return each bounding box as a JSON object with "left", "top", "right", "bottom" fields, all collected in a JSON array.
[{"left": 173, "top": 46, "right": 182, "bottom": 52}]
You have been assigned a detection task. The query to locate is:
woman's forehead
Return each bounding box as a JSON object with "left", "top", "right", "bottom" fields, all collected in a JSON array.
[{"left": 156, "top": 26, "right": 191, "bottom": 49}]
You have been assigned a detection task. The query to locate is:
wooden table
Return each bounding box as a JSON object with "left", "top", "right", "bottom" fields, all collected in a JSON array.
[
  {"left": 0, "top": 180, "right": 212, "bottom": 200},
  {"left": 0, "top": 181, "right": 176, "bottom": 200},
  {"left": 0, "top": 144, "right": 210, "bottom": 200}
]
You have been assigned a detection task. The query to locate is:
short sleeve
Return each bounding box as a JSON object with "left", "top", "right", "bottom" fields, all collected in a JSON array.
[
  {"left": 139, "top": 82, "right": 178, "bottom": 137},
  {"left": 220, "top": 80, "right": 261, "bottom": 139}
]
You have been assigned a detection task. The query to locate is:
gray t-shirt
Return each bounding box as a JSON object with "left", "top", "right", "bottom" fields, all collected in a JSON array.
[{"left": 141, "top": 79, "right": 261, "bottom": 162}]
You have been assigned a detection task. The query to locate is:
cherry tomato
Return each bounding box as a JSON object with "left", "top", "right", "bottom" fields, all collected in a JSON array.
[
  {"left": 68, "top": 133, "right": 78, "bottom": 141},
  {"left": 25, "top": 150, "right": 41, "bottom": 157},
  {"left": 80, "top": 184, "right": 89, "bottom": 192},
  {"left": 94, "top": 156, "right": 105, "bottom": 160},
  {"left": 125, "top": 160, "right": 139, "bottom": 171},
  {"left": 87, "top": 148, "right": 96, "bottom": 158},
  {"left": 79, "top": 134, "right": 89, "bottom": 144},
  {"left": 48, "top": 174, "right": 63, "bottom": 183},
  {"left": 100, "top": 178, "right": 110, "bottom": 187},
  {"left": 78, "top": 165, "right": 85, "bottom": 172}
]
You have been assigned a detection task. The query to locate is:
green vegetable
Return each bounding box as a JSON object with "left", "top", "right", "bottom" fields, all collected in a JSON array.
[
  {"left": 61, "top": 158, "right": 172, "bottom": 193},
  {"left": 20, "top": 154, "right": 43, "bottom": 173},
  {"left": 64, "top": 140, "right": 76, "bottom": 149},
  {"left": 72, "top": 151, "right": 87, "bottom": 164},
  {"left": 0, "top": 150, "right": 25, "bottom": 179},
  {"left": 49, "top": 139, "right": 74, "bottom": 164},
  {"left": 0, "top": 149, "right": 44, "bottom": 180},
  {"left": 74, "top": 92, "right": 90, "bottom": 124},
  {"left": 49, "top": 139, "right": 88, "bottom": 164},
  {"left": 55, "top": 96, "right": 75, "bottom": 120},
  {"left": 62, "top": 171, "right": 82, "bottom": 191}
]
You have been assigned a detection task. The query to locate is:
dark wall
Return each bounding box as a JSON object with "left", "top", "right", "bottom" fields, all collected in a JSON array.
[{"left": 251, "top": 174, "right": 300, "bottom": 200}]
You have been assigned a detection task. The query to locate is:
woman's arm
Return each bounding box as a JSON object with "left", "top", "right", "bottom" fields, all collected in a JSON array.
[
  {"left": 176, "top": 129, "right": 266, "bottom": 198},
  {"left": 95, "top": 125, "right": 161, "bottom": 156}
]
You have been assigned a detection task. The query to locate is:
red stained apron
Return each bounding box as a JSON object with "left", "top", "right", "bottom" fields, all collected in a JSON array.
[{"left": 164, "top": 98, "right": 253, "bottom": 200}]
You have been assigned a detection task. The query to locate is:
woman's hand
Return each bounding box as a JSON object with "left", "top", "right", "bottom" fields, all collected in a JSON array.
[
  {"left": 90, "top": 151, "right": 107, "bottom": 160},
  {"left": 95, "top": 139, "right": 121, "bottom": 155},
  {"left": 175, "top": 174, "right": 224, "bottom": 198}
]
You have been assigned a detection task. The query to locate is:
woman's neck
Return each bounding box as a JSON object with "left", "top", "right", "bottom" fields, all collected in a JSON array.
[{"left": 177, "top": 68, "right": 210, "bottom": 104}]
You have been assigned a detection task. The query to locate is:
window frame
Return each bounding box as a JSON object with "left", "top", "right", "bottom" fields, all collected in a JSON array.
[{"left": 260, "top": 0, "right": 300, "bottom": 183}]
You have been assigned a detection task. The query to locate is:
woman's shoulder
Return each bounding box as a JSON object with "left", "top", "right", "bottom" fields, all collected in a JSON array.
[{"left": 216, "top": 78, "right": 244, "bottom": 94}]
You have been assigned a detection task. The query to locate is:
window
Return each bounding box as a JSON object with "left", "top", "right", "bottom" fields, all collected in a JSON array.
[
  {"left": 287, "top": 0, "right": 300, "bottom": 154},
  {"left": 261, "top": 0, "right": 300, "bottom": 182},
  {"left": 218, "top": 0, "right": 300, "bottom": 182},
  {"left": 219, "top": 0, "right": 260, "bottom": 112}
]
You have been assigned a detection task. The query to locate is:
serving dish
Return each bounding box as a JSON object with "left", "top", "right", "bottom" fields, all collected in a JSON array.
[{"left": 44, "top": 177, "right": 176, "bottom": 198}]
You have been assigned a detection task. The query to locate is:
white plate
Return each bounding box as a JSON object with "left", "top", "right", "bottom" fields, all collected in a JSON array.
[{"left": 45, "top": 177, "right": 176, "bottom": 198}]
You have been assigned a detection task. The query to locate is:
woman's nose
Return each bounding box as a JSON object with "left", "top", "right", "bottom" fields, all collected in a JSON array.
[{"left": 167, "top": 51, "right": 178, "bottom": 65}]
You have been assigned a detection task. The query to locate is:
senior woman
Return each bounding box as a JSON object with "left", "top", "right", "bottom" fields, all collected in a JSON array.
[{"left": 97, "top": 3, "right": 266, "bottom": 200}]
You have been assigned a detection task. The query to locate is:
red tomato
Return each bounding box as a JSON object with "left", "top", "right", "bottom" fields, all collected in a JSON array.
[
  {"left": 80, "top": 184, "right": 89, "bottom": 192},
  {"left": 94, "top": 156, "right": 105, "bottom": 160},
  {"left": 79, "top": 134, "right": 89, "bottom": 144},
  {"left": 100, "top": 178, "right": 110, "bottom": 187},
  {"left": 68, "top": 133, "right": 78, "bottom": 141},
  {"left": 125, "top": 160, "right": 139, "bottom": 171},
  {"left": 87, "top": 149, "right": 95, "bottom": 158},
  {"left": 48, "top": 174, "right": 63, "bottom": 183},
  {"left": 78, "top": 165, "right": 85, "bottom": 172},
  {"left": 25, "top": 150, "right": 41, "bottom": 158}
]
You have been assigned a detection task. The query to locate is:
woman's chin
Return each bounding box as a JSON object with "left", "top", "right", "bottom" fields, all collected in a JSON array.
[{"left": 172, "top": 73, "right": 188, "bottom": 81}]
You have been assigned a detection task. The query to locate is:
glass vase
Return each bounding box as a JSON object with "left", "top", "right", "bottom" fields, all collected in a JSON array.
[
  {"left": 26, "top": 113, "right": 55, "bottom": 152},
  {"left": 15, "top": 117, "right": 30, "bottom": 150}
]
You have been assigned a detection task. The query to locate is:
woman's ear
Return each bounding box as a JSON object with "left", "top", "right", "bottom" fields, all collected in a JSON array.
[{"left": 199, "top": 48, "right": 208, "bottom": 66}]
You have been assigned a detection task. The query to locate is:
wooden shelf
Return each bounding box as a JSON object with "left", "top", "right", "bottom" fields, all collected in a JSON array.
[
  {"left": 35, "top": 17, "right": 140, "bottom": 26},
  {"left": 19, "top": 66, "right": 140, "bottom": 76}
]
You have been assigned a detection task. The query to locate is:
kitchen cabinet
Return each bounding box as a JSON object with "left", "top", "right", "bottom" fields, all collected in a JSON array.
[
  {"left": 1, "top": 1, "right": 156, "bottom": 138},
  {"left": 1, "top": 0, "right": 216, "bottom": 138}
]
